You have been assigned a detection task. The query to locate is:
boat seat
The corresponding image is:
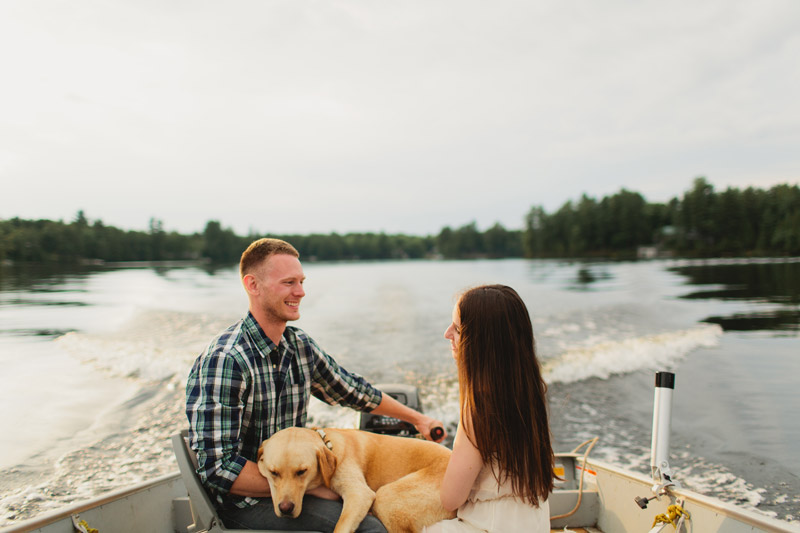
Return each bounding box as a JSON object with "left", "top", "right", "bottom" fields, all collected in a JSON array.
[{"left": 172, "top": 430, "right": 321, "bottom": 533}]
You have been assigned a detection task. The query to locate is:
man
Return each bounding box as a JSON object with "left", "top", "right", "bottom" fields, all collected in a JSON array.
[{"left": 186, "top": 238, "right": 445, "bottom": 531}]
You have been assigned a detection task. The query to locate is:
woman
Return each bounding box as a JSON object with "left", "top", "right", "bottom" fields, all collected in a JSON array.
[{"left": 425, "top": 285, "right": 555, "bottom": 532}]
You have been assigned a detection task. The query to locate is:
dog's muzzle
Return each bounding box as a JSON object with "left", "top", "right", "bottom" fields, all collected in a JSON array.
[{"left": 278, "top": 500, "right": 295, "bottom": 516}]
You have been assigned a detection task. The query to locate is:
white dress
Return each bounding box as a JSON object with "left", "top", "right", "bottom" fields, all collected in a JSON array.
[{"left": 424, "top": 463, "right": 550, "bottom": 533}]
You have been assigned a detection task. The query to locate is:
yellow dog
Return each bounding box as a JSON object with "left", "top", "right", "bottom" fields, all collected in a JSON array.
[{"left": 258, "top": 427, "right": 455, "bottom": 533}]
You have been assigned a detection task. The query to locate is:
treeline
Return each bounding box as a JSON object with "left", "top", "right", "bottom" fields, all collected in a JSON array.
[
  {"left": 0, "top": 211, "right": 524, "bottom": 264},
  {"left": 1, "top": 179, "right": 798, "bottom": 264},
  {"left": 0, "top": 216, "right": 434, "bottom": 264},
  {"left": 0, "top": 214, "right": 203, "bottom": 263},
  {"left": 524, "top": 178, "right": 800, "bottom": 257},
  {"left": 202, "top": 221, "right": 441, "bottom": 262},
  {"left": 153, "top": 219, "right": 521, "bottom": 262}
]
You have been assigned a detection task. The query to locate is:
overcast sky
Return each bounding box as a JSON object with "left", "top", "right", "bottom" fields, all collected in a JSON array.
[{"left": 1, "top": 1, "right": 798, "bottom": 236}]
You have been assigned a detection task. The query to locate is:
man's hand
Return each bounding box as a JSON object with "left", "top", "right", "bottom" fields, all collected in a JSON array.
[
  {"left": 415, "top": 415, "right": 448, "bottom": 443},
  {"left": 371, "top": 393, "right": 448, "bottom": 443}
]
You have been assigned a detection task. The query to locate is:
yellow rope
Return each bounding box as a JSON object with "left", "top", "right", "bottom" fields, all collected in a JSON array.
[
  {"left": 79, "top": 521, "right": 98, "bottom": 533},
  {"left": 71, "top": 514, "right": 98, "bottom": 533},
  {"left": 652, "top": 504, "right": 690, "bottom": 529}
]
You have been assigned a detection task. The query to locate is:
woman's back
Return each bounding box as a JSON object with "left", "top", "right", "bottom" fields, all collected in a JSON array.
[
  {"left": 425, "top": 461, "right": 550, "bottom": 533},
  {"left": 428, "top": 285, "right": 554, "bottom": 532}
]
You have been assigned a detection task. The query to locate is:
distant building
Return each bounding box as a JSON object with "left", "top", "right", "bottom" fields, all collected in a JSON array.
[
  {"left": 637, "top": 246, "right": 658, "bottom": 259},
  {"left": 637, "top": 245, "right": 673, "bottom": 259}
]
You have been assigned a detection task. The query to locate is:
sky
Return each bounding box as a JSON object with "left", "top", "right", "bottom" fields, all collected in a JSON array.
[{"left": 1, "top": 1, "right": 798, "bottom": 236}]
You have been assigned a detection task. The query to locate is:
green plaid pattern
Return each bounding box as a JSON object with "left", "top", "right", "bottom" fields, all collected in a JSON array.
[{"left": 186, "top": 312, "right": 382, "bottom": 509}]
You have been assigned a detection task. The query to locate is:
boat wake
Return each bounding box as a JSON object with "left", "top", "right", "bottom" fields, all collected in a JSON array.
[{"left": 543, "top": 324, "right": 723, "bottom": 384}]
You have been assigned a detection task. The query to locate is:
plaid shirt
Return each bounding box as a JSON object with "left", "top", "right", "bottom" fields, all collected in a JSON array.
[{"left": 185, "top": 312, "right": 382, "bottom": 509}]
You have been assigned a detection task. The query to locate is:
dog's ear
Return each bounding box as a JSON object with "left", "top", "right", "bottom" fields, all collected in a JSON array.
[
  {"left": 317, "top": 445, "right": 337, "bottom": 488},
  {"left": 256, "top": 444, "right": 271, "bottom": 479}
]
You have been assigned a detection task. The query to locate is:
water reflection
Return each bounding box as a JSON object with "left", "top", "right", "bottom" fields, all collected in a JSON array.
[
  {"left": 569, "top": 264, "right": 613, "bottom": 291},
  {"left": 670, "top": 261, "right": 800, "bottom": 332},
  {"left": 577, "top": 267, "right": 596, "bottom": 284},
  {"left": 0, "top": 262, "right": 100, "bottom": 291},
  {"left": 702, "top": 310, "right": 800, "bottom": 332}
]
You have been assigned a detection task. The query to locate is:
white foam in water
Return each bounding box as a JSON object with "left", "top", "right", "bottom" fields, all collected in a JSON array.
[
  {"left": 678, "top": 462, "right": 772, "bottom": 517},
  {"left": 543, "top": 324, "right": 723, "bottom": 384},
  {"left": 307, "top": 400, "right": 362, "bottom": 428},
  {"left": 55, "top": 331, "right": 190, "bottom": 382},
  {"left": 52, "top": 309, "right": 230, "bottom": 383}
]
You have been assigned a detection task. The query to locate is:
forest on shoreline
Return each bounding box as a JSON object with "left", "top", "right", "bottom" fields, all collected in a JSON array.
[{"left": 2, "top": 178, "right": 798, "bottom": 264}]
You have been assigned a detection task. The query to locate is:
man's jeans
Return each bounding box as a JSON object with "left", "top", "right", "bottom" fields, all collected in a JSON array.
[{"left": 218, "top": 495, "right": 387, "bottom": 532}]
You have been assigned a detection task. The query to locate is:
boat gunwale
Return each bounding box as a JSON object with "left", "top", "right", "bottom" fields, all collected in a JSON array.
[
  {"left": 3, "top": 459, "right": 798, "bottom": 533},
  {"left": 583, "top": 457, "right": 800, "bottom": 533},
  {"left": 0, "top": 472, "right": 182, "bottom": 533}
]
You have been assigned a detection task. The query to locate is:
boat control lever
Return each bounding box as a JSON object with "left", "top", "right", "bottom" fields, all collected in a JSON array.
[{"left": 634, "top": 494, "right": 657, "bottom": 509}]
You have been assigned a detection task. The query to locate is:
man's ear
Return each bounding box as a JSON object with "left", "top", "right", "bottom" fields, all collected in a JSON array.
[
  {"left": 243, "top": 274, "right": 259, "bottom": 295},
  {"left": 317, "top": 446, "right": 337, "bottom": 488}
]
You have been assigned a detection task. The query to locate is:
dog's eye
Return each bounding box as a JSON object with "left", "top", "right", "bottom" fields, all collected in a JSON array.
[
  {"left": 296, "top": 469, "right": 307, "bottom": 477},
  {"left": 270, "top": 470, "right": 280, "bottom": 478}
]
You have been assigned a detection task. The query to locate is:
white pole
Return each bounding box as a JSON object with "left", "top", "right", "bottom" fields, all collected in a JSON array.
[{"left": 650, "top": 371, "right": 675, "bottom": 482}]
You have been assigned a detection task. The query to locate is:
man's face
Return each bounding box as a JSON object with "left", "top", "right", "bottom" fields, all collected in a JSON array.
[{"left": 252, "top": 254, "right": 306, "bottom": 324}]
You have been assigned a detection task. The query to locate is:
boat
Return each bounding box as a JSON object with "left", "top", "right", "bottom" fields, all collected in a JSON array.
[{"left": 2, "top": 375, "right": 798, "bottom": 533}]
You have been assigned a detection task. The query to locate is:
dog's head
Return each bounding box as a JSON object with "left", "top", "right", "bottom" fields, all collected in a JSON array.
[{"left": 257, "top": 427, "right": 337, "bottom": 518}]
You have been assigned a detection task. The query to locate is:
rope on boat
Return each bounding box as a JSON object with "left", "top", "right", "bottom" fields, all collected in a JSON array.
[
  {"left": 550, "top": 436, "right": 599, "bottom": 521},
  {"left": 650, "top": 503, "right": 690, "bottom": 531},
  {"left": 71, "top": 514, "right": 99, "bottom": 533}
]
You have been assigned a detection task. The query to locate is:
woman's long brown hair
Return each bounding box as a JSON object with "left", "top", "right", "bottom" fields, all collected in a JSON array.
[{"left": 456, "top": 284, "right": 555, "bottom": 506}]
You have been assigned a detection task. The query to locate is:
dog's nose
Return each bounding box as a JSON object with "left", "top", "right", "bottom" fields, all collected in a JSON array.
[{"left": 279, "top": 500, "right": 295, "bottom": 516}]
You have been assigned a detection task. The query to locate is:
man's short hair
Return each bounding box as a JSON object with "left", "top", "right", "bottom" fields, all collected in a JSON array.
[{"left": 240, "top": 238, "right": 299, "bottom": 278}]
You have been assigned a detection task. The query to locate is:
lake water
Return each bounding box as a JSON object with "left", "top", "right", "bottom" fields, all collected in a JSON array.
[{"left": 0, "top": 258, "right": 798, "bottom": 526}]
